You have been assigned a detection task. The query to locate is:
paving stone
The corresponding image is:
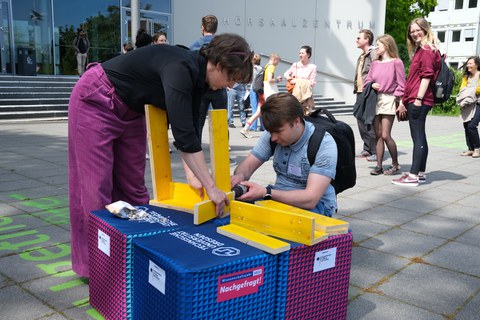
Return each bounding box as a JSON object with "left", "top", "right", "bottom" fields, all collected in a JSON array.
[
  {"left": 454, "top": 291, "right": 480, "bottom": 320},
  {"left": 430, "top": 203, "right": 480, "bottom": 224},
  {"left": 401, "top": 214, "right": 475, "bottom": 239},
  {"left": 349, "top": 247, "right": 409, "bottom": 288},
  {"left": 455, "top": 225, "right": 480, "bottom": 247},
  {"left": 342, "top": 217, "right": 392, "bottom": 242},
  {"left": 351, "top": 204, "right": 426, "bottom": 227},
  {"left": 347, "top": 293, "right": 445, "bottom": 320},
  {"left": 361, "top": 228, "right": 446, "bottom": 259},
  {"left": 378, "top": 263, "right": 480, "bottom": 315},
  {"left": 0, "top": 285, "right": 55, "bottom": 319},
  {"left": 387, "top": 197, "right": 449, "bottom": 214},
  {"left": 425, "top": 241, "right": 480, "bottom": 277}
]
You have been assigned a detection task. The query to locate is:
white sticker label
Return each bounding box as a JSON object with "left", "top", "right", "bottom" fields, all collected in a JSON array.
[
  {"left": 97, "top": 229, "right": 110, "bottom": 257},
  {"left": 148, "top": 260, "right": 166, "bottom": 294},
  {"left": 313, "top": 247, "right": 337, "bottom": 273}
]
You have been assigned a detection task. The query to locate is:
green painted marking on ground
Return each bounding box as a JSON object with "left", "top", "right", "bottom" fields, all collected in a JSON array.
[
  {"left": 49, "top": 278, "right": 85, "bottom": 292},
  {"left": 396, "top": 133, "right": 465, "bottom": 149},
  {"left": 86, "top": 308, "right": 106, "bottom": 320},
  {"left": 73, "top": 297, "right": 89, "bottom": 307}
]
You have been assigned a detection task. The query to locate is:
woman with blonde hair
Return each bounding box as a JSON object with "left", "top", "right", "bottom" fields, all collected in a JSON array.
[
  {"left": 364, "top": 34, "right": 405, "bottom": 176},
  {"left": 392, "top": 17, "right": 441, "bottom": 187}
]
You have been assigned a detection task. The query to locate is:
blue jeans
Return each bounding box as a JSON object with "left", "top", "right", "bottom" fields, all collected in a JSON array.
[
  {"left": 227, "top": 87, "right": 246, "bottom": 126},
  {"left": 249, "top": 89, "right": 259, "bottom": 130},
  {"left": 407, "top": 103, "right": 432, "bottom": 174},
  {"left": 463, "top": 104, "right": 480, "bottom": 150}
]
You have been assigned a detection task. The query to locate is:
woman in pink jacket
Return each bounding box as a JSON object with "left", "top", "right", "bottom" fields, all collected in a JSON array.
[{"left": 364, "top": 34, "right": 405, "bottom": 176}]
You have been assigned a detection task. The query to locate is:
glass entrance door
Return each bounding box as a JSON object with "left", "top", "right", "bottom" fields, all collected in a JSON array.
[
  {"left": 120, "top": 7, "right": 171, "bottom": 47},
  {"left": 0, "top": 0, "right": 12, "bottom": 73}
]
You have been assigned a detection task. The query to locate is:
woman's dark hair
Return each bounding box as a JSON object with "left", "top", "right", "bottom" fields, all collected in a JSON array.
[
  {"left": 201, "top": 33, "right": 253, "bottom": 84},
  {"left": 463, "top": 56, "right": 480, "bottom": 77},
  {"left": 301, "top": 45, "right": 312, "bottom": 58},
  {"left": 261, "top": 92, "right": 304, "bottom": 132},
  {"left": 135, "top": 28, "right": 152, "bottom": 48}
]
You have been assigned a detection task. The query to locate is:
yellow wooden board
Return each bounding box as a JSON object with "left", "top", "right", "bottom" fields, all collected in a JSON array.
[
  {"left": 145, "top": 105, "right": 172, "bottom": 201},
  {"left": 230, "top": 201, "right": 326, "bottom": 245},
  {"left": 208, "top": 109, "right": 230, "bottom": 192},
  {"left": 194, "top": 192, "right": 233, "bottom": 225},
  {"left": 217, "top": 224, "right": 290, "bottom": 255},
  {"left": 255, "top": 200, "right": 349, "bottom": 235},
  {"left": 149, "top": 182, "right": 205, "bottom": 214}
]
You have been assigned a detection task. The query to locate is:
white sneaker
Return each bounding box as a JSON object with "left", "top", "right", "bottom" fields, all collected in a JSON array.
[{"left": 240, "top": 129, "right": 252, "bottom": 139}]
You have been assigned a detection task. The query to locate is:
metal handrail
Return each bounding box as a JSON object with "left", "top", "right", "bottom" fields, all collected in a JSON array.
[{"left": 258, "top": 52, "right": 354, "bottom": 84}]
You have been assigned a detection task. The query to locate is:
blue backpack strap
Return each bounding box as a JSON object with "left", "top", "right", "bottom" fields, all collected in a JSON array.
[{"left": 307, "top": 124, "right": 326, "bottom": 166}]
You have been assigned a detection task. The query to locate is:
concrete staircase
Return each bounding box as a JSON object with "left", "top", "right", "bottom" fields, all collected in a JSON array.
[
  {"left": 0, "top": 76, "right": 354, "bottom": 122},
  {"left": 0, "top": 75, "right": 77, "bottom": 122}
]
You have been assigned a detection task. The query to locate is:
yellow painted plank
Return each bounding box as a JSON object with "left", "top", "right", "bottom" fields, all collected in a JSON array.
[
  {"left": 208, "top": 109, "right": 230, "bottom": 192},
  {"left": 145, "top": 105, "right": 172, "bottom": 201},
  {"left": 149, "top": 182, "right": 206, "bottom": 214},
  {"left": 255, "top": 200, "right": 349, "bottom": 234},
  {"left": 217, "top": 224, "right": 290, "bottom": 255},
  {"left": 194, "top": 192, "right": 233, "bottom": 225},
  {"left": 230, "top": 201, "right": 323, "bottom": 245}
]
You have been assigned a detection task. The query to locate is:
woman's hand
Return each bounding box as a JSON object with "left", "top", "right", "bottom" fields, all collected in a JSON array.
[
  {"left": 205, "top": 187, "right": 230, "bottom": 217},
  {"left": 372, "top": 83, "right": 380, "bottom": 91}
]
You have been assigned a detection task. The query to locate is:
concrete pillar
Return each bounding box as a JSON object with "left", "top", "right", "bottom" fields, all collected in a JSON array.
[{"left": 130, "top": 0, "right": 140, "bottom": 47}]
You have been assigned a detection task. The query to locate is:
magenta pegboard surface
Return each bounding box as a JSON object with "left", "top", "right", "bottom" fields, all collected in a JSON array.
[{"left": 282, "top": 232, "right": 353, "bottom": 320}]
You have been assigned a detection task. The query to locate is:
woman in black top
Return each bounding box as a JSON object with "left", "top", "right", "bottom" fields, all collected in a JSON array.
[{"left": 68, "top": 33, "right": 253, "bottom": 278}]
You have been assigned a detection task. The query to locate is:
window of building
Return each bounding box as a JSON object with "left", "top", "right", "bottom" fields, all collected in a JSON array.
[
  {"left": 464, "top": 28, "right": 475, "bottom": 41},
  {"left": 452, "top": 30, "right": 461, "bottom": 42},
  {"left": 437, "top": 0, "right": 449, "bottom": 10},
  {"left": 469, "top": 0, "right": 478, "bottom": 8},
  {"left": 455, "top": 0, "right": 464, "bottom": 9},
  {"left": 437, "top": 31, "right": 446, "bottom": 43},
  {"left": 450, "top": 62, "right": 459, "bottom": 70}
]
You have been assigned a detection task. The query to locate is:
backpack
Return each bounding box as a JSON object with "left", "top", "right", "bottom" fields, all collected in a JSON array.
[
  {"left": 252, "top": 67, "right": 265, "bottom": 92},
  {"left": 270, "top": 107, "right": 356, "bottom": 194},
  {"left": 433, "top": 54, "right": 455, "bottom": 104}
]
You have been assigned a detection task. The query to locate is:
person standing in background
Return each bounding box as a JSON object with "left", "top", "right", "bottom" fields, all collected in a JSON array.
[
  {"left": 153, "top": 32, "right": 168, "bottom": 44},
  {"left": 240, "top": 53, "right": 281, "bottom": 139},
  {"left": 72, "top": 29, "right": 90, "bottom": 76},
  {"left": 353, "top": 29, "right": 377, "bottom": 162},
  {"left": 363, "top": 34, "right": 405, "bottom": 176},
  {"left": 135, "top": 28, "right": 152, "bottom": 48},
  {"left": 392, "top": 17, "right": 441, "bottom": 187},
  {"left": 458, "top": 56, "right": 480, "bottom": 158},
  {"left": 227, "top": 83, "right": 247, "bottom": 128},
  {"left": 284, "top": 45, "right": 317, "bottom": 115}
]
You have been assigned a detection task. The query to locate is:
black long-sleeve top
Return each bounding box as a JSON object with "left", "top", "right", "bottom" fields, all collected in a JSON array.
[{"left": 102, "top": 45, "right": 207, "bottom": 153}]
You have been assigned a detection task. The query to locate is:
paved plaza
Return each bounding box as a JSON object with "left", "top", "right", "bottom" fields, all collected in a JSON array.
[{"left": 0, "top": 114, "right": 479, "bottom": 319}]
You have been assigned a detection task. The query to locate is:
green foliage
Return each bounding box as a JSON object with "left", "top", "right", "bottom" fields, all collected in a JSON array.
[{"left": 385, "top": 0, "right": 438, "bottom": 48}]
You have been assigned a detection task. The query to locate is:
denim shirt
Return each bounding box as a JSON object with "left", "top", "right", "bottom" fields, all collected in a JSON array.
[{"left": 251, "top": 121, "right": 338, "bottom": 216}]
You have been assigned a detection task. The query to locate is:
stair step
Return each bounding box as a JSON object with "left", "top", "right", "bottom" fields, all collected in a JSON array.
[{"left": 0, "top": 110, "right": 68, "bottom": 120}]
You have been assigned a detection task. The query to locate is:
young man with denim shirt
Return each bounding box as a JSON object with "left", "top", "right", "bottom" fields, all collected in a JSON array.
[{"left": 231, "top": 92, "right": 337, "bottom": 217}]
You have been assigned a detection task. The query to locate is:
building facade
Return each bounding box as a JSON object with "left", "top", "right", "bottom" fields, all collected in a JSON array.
[
  {"left": 429, "top": 0, "right": 480, "bottom": 69},
  {"left": 0, "top": 0, "right": 385, "bottom": 103}
]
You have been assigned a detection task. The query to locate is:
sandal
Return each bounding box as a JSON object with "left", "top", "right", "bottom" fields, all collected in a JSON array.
[
  {"left": 384, "top": 165, "right": 401, "bottom": 175},
  {"left": 370, "top": 166, "right": 383, "bottom": 175}
]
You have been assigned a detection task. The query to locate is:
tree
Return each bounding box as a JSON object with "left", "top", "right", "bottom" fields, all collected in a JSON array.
[{"left": 385, "top": 0, "right": 438, "bottom": 66}]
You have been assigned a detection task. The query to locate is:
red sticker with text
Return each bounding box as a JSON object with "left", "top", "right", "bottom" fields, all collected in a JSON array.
[{"left": 217, "top": 266, "right": 264, "bottom": 302}]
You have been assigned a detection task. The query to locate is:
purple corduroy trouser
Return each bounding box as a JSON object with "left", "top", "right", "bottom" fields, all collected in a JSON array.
[{"left": 68, "top": 64, "right": 149, "bottom": 277}]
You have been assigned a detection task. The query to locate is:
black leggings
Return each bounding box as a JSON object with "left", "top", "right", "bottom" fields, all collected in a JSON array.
[{"left": 407, "top": 103, "right": 432, "bottom": 174}]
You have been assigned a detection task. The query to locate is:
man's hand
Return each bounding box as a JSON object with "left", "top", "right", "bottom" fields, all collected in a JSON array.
[{"left": 235, "top": 181, "right": 265, "bottom": 201}]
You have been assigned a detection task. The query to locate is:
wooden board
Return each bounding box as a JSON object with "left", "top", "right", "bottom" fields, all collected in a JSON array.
[
  {"left": 208, "top": 109, "right": 231, "bottom": 192},
  {"left": 230, "top": 201, "right": 327, "bottom": 245},
  {"left": 217, "top": 224, "right": 290, "bottom": 255},
  {"left": 194, "top": 192, "right": 233, "bottom": 225},
  {"left": 255, "top": 200, "right": 349, "bottom": 235}
]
